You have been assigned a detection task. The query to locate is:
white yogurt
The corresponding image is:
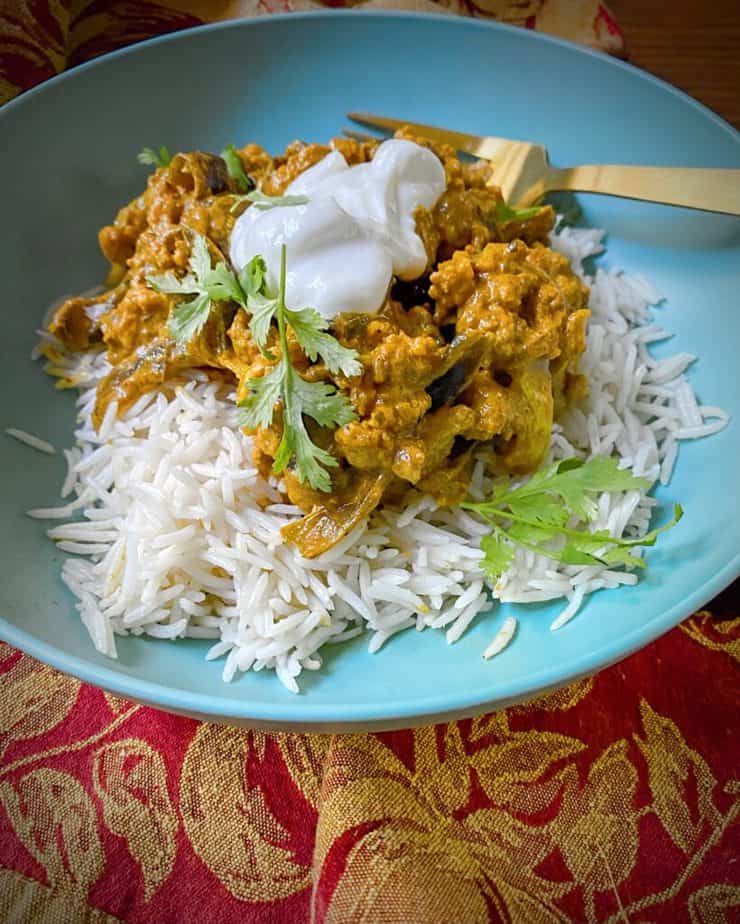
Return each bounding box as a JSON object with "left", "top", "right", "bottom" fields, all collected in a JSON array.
[{"left": 229, "top": 139, "right": 446, "bottom": 319}]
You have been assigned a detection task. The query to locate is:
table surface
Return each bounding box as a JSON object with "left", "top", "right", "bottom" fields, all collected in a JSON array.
[
  {"left": 613, "top": 0, "right": 740, "bottom": 618},
  {"left": 613, "top": 0, "right": 740, "bottom": 129}
]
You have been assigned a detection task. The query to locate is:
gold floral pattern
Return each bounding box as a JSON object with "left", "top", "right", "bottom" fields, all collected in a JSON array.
[
  {"left": 180, "top": 725, "right": 312, "bottom": 902},
  {"left": 0, "top": 869, "right": 122, "bottom": 924},
  {"left": 102, "top": 691, "right": 132, "bottom": 716},
  {"left": 92, "top": 739, "right": 178, "bottom": 900},
  {"left": 680, "top": 610, "right": 740, "bottom": 663},
  {"left": 551, "top": 740, "right": 639, "bottom": 919},
  {"left": 688, "top": 884, "right": 740, "bottom": 924},
  {"left": 0, "top": 611, "right": 738, "bottom": 922},
  {"left": 0, "top": 768, "right": 105, "bottom": 899},
  {"left": 636, "top": 700, "right": 721, "bottom": 855},
  {"left": 0, "top": 650, "right": 80, "bottom": 758},
  {"left": 316, "top": 722, "right": 582, "bottom": 922}
]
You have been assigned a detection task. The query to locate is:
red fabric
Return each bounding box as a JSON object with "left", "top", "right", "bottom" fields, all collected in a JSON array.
[{"left": 1, "top": 615, "right": 739, "bottom": 923}]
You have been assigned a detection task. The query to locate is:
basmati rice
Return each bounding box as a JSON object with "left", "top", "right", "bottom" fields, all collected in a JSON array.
[
  {"left": 483, "top": 616, "right": 518, "bottom": 659},
  {"left": 29, "top": 224, "right": 729, "bottom": 691},
  {"left": 6, "top": 428, "right": 56, "bottom": 455}
]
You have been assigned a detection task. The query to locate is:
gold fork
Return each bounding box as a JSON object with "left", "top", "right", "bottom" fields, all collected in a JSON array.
[{"left": 347, "top": 113, "right": 740, "bottom": 217}]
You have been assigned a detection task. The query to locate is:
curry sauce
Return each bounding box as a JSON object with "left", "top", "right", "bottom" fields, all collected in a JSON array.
[{"left": 47, "top": 132, "right": 590, "bottom": 558}]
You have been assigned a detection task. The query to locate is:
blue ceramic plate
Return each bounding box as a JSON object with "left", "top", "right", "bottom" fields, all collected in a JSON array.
[{"left": 1, "top": 13, "right": 738, "bottom": 730}]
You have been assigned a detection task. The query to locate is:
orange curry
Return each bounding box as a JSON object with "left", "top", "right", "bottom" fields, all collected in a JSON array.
[{"left": 47, "top": 132, "right": 590, "bottom": 557}]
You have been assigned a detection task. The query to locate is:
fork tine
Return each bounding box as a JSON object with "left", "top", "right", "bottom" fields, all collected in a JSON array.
[
  {"left": 348, "top": 113, "right": 414, "bottom": 134},
  {"left": 342, "top": 129, "right": 379, "bottom": 143},
  {"left": 348, "top": 112, "right": 485, "bottom": 155}
]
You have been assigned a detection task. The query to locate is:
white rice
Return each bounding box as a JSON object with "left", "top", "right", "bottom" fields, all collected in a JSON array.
[
  {"left": 6, "top": 428, "right": 56, "bottom": 455},
  {"left": 483, "top": 616, "right": 517, "bottom": 660},
  {"left": 29, "top": 225, "right": 729, "bottom": 691}
]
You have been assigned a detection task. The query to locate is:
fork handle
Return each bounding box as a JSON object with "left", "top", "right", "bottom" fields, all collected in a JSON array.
[{"left": 535, "top": 165, "right": 740, "bottom": 216}]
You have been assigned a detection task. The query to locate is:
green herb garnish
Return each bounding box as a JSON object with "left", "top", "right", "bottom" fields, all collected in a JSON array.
[
  {"left": 137, "top": 146, "right": 171, "bottom": 168},
  {"left": 221, "top": 143, "right": 254, "bottom": 193},
  {"left": 230, "top": 188, "right": 309, "bottom": 214},
  {"left": 237, "top": 245, "right": 360, "bottom": 492},
  {"left": 241, "top": 258, "right": 361, "bottom": 377},
  {"left": 494, "top": 201, "right": 542, "bottom": 223},
  {"left": 147, "top": 231, "right": 360, "bottom": 491},
  {"left": 462, "top": 457, "right": 682, "bottom": 582},
  {"left": 147, "top": 230, "right": 239, "bottom": 343}
]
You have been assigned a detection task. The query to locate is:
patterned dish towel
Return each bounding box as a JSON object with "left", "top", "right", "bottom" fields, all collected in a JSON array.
[{"left": 1, "top": 4, "right": 739, "bottom": 924}]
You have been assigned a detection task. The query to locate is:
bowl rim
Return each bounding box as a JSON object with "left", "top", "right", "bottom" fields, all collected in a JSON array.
[{"left": 1, "top": 10, "right": 738, "bottom": 730}]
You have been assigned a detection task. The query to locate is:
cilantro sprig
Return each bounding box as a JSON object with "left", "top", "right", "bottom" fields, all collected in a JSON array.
[
  {"left": 137, "top": 146, "right": 171, "bottom": 168},
  {"left": 237, "top": 245, "right": 360, "bottom": 492},
  {"left": 147, "top": 230, "right": 360, "bottom": 491},
  {"left": 242, "top": 257, "right": 362, "bottom": 376},
  {"left": 494, "top": 201, "right": 542, "bottom": 223},
  {"left": 462, "top": 457, "right": 682, "bottom": 582},
  {"left": 230, "top": 188, "right": 309, "bottom": 214},
  {"left": 221, "top": 144, "right": 254, "bottom": 193}
]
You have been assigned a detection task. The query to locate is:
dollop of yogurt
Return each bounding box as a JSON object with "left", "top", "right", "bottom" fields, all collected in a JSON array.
[{"left": 229, "top": 139, "right": 446, "bottom": 319}]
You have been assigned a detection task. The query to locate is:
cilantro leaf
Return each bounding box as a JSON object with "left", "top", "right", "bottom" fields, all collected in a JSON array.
[
  {"left": 144, "top": 270, "right": 198, "bottom": 296},
  {"left": 147, "top": 229, "right": 243, "bottom": 345},
  {"left": 237, "top": 363, "right": 284, "bottom": 431},
  {"left": 292, "top": 436, "right": 339, "bottom": 494},
  {"left": 463, "top": 457, "right": 681, "bottom": 582},
  {"left": 501, "top": 457, "right": 650, "bottom": 522},
  {"left": 237, "top": 257, "right": 361, "bottom": 377},
  {"left": 600, "top": 546, "right": 647, "bottom": 570},
  {"left": 167, "top": 292, "right": 211, "bottom": 343},
  {"left": 238, "top": 255, "right": 267, "bottom": 298},
  {"left": 137, "top": 146, "right": 171, "bottom": 168},
  {"left": 149, "top": 232, "right": 360, "bottom": 490},
  {"left": 246, "top": 189, "right": 309, "bottom": 210},
  {"left": 236, "top": 245, "right": 358, "bottom": 492},
  {"left": 203, "top": 261, "right": 244, "bottom": 303},
  {"left": 283, "top": 306, "right": 362, "bottom": 377},
  {"left": 220, "top": 144, "right": 254, "bottom": 193},
  {"left": 189, "top": 229, "right": 212, "bottom": 282},
  {"left": 494, "top": 201, "right": 541, "bottom": 223},
  {"left": 273, "top": 372, "right": 341, "bottom": 494},
  {"left": 248, "top": 293, "right": 280, "bottom": 358},
  {"left": 507, "top": 520, "right": 562, "bottom": 547},
  {"left": 507, "top": 493, "right": 569, "bottom": 528},
  {"left": 480, "top": 532, "right": 515, "bottom": 582},
  {"left": 239, "top": 259, "right": 278, "bottom": 356},
  {"left": 616, "top": 503, "right": 683, "bottom": 548},
  {"left": 291, "top": 375, "right": 358, "bottom": 428},
  {"left": 230, "top": 188, "right": 309, "bottom": 214}
]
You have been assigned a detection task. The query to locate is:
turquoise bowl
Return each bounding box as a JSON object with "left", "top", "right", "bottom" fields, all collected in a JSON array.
[{"left": 1, "top": 13, "right": 738, "bottom": 730}]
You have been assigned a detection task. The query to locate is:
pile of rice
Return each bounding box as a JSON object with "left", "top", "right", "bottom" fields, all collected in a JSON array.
[{"left": 19, "top": 226, "right": 728, "bottom": 692}]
